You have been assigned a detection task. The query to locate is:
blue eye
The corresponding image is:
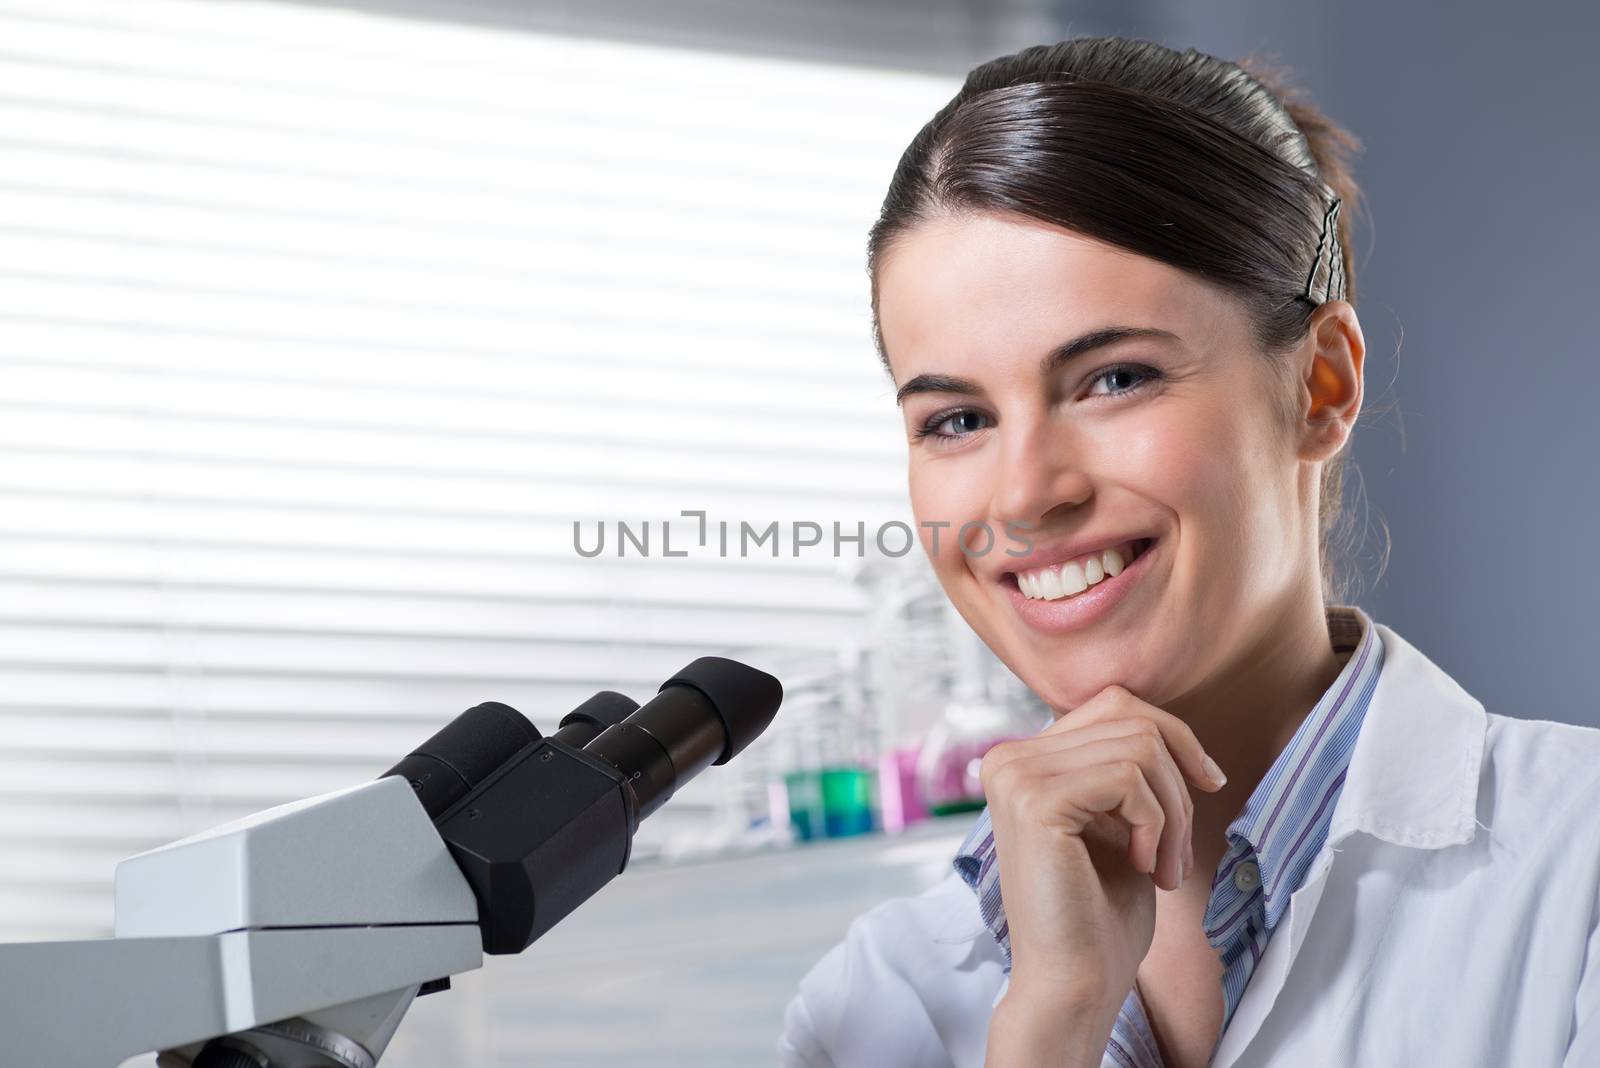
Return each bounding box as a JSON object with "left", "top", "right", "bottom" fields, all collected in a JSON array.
[
  {"left": 915, "top": 408, "right": 991, "bottom": 444},
  {"left": 1086, "top": 363, "right": 1162, "bottom": 398},
  {"left": 910, "top": 363, "right": 1161, "bottom": 448}
]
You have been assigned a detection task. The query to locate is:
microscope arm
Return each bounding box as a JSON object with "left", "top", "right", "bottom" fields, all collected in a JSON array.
[
  {"left": 0, "top": 774, "right": 483, "bottom": 1068},
  {"left": 0, "top": 924, "right": 477, "bottom": 1068}
]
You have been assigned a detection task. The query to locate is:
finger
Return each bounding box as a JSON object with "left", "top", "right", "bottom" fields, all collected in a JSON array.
[
  {"left": 981, "top": 716, "right": 1155, "bottom": 786},
  {"left": 978, "top": 732, "right": 1047, "bottom": 789},
  {"left": 1010, "top": 755, "right": 1168, "bottom": 880},
  {"left": 1082, "top": 759, "right": 1167, "bottom": 880},
  {"left": 1048, "top": 685, "right": 1228, "bottom": 794},
  {"left": 1001, "top": 717, "right": 1198, "bottom": 876},
  {"left": 1065, "top": 732, "right": 1190, "bottom": 891},
  {"left": 991, "top": 718, "right": 1197, "bottom": 887},
  {"left": 980, "top": 718, "right": 1201, "bottom": 885},
  {"left": 997, "top": 734, "right": 1191, "bottom": 890},
  {"left": 986, "top": 705, "right": 1185, "bottom": 783}
]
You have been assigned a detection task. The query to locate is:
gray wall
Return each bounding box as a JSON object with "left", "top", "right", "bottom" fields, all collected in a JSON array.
[
  {"left": 310, "top": 0, "right": 1600, "bottom": 729},
  {"left": 1158, "top": 0, "right": 1600, "bottom": 729}
]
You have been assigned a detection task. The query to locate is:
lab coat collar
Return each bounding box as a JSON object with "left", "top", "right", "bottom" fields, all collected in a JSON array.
[
  {"left": 1209, "top": 621, "right": 1489, "bottom": 1067},
  {"left": 1324, "top": 621, "right": 1487, "bottom": 852}
]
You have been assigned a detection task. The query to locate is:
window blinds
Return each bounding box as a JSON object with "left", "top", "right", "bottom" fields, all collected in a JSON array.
[{"left": 0, "top": 0, "right": 957, "bottom": 941}]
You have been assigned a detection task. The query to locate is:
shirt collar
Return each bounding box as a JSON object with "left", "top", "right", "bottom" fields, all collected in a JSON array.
[{"left": 1215, "top": 603, "right": 1383, "bottom": 930}]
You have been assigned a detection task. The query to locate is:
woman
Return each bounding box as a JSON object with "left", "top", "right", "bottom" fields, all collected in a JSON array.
[{"left": 777, "top": 35, "right": 1600, "bottom": 1068}]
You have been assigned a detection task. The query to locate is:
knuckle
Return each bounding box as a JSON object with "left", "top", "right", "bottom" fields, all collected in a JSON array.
[
  {"left": 982, "top": 753, "right": 1016, "bottom": 794},
  {"left": 978, "top": 746, "right": 1005, "bottom": 782}
]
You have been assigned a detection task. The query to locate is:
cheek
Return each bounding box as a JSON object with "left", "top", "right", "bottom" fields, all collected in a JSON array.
[
  {"left": 1122, "top": 398, "right": 1287, "bottom": 582},
  {"left": 908, "top": 460, "right": 990, "bottom": 566},
  {"left": 1109, "top": 408, "right": 1236, "bottom": 512}
]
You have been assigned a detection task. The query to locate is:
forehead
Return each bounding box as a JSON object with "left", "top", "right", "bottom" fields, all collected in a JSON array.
[{"left": 876, "top": 211, "right": 1232, "bottom": 378}]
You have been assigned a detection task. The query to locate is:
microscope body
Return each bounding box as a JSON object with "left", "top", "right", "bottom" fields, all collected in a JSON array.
[{"left": 0, "top": 656, "right": 783, "bottom": 1067}]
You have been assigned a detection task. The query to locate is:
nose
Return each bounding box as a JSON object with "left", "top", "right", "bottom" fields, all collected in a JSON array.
[{"left": 991, "top": 417, "right": 1091, "bottom": 537}]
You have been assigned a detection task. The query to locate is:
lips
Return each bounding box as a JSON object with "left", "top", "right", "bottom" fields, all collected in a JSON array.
[
  {"left": 999, "top": 535, "right": 1161, "bottom": 633},
  {"left": 1000, "top": 532, "right": 1161, "bottom": 582},
  {"left": 1005, "top": 536, "right": 1155, "bottom": 588}
]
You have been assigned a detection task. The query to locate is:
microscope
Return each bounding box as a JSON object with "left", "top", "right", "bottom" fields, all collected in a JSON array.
[{"left": 0, "top": 655, "right": 783, "bottom": 1068}]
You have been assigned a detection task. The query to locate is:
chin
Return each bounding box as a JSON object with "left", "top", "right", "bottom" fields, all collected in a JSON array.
[
  {"left": 1020, "top": 652, "right": 1155, "bottom": 716},
  {"left": 1036, "top": 678, "right": 1114, "bottom": 716}
]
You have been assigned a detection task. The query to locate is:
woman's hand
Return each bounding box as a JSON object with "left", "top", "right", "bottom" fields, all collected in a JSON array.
[{"left": 978, "top": 684, "right": 1228, "bottom": 1027}]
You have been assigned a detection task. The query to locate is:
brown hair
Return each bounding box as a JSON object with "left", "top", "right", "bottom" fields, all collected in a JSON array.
[{"left": 867, "top": 36, "right": 1381, "bottom": 604}]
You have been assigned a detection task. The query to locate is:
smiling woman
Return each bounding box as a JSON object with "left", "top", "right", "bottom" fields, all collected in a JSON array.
[
  {"left": 779, "top": 34, "right": 1600, "bottom": 1068},
  {"left": 876, "top": 207, "right": 1364, "bottom": 717}
]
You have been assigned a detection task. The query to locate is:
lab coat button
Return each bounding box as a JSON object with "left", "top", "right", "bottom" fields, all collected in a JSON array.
[{"left": 1234, "top": 860, "right": 1261, "bottom": 892}]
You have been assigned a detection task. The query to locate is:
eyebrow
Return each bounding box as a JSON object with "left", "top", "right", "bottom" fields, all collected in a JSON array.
[{"left": 893, "top": 325, "right": 1182, "bottom": 405}]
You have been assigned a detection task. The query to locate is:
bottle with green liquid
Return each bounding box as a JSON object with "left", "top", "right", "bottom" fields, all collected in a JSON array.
[{"left": 783, "top": 696, "right": 878, "bottom": 841}]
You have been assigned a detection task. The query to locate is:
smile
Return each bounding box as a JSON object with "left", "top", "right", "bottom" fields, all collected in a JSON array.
[
  {"left": 1000, "top": 537, "right": 1159, "bottom": 634},
  {"left": 1012, "top": 538, "right": 1154, "bottom": 601}
]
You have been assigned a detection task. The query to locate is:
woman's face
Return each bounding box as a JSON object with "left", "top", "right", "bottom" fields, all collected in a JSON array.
[{"left": 876, "top": 211, "right": 1354, "bottom": 715}]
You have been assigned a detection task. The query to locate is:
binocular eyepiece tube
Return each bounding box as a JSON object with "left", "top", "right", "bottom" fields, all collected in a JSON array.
[{"left": 383, "top": 655, "right": 783, "bottom": 824}]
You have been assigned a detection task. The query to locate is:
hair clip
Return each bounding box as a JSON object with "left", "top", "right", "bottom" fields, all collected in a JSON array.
[{"left": 1302, "top": 192, "right": 1344, "bottom": 304}]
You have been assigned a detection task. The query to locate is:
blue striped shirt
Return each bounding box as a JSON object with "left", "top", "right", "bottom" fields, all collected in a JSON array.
[{"left": 952, "top": 603, "right": 1383, "bottom": 1066}]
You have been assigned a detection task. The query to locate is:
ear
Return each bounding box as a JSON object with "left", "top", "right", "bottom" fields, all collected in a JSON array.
[{"left": 1297, "top": 301, "right": 1366, "bottom": 462}]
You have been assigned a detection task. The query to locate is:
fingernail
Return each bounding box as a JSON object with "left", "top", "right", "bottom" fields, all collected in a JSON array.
[
  {"left": 1184, "top": 840, "right": 1194, "bottom": 880},
  {"left": 1202, "top": 755, "right": 1228, "bottom": 786}
]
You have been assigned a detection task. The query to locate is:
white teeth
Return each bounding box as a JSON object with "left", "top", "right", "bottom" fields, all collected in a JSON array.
[
  {"left": 1039, "top": 568, "right": 1063, "bottom": 599},
  {"left": 1060, "top": 561, "right": 1087, "bottom": 595},
  {"left": 1014, "top": 541, "right": 1143, "bottom": 602}
]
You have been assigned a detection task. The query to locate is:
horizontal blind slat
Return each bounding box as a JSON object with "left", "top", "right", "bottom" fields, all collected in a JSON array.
[{"left": 0, "top": 0, "right": 954, "bottom": 944}]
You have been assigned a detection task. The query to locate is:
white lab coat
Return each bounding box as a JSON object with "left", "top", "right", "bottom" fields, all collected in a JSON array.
[{"left": 777, "top": 622, "right": 1600, "bottom": 1066}]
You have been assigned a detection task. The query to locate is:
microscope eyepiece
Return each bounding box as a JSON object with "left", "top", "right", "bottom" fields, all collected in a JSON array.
[
  {"left": 381, "top": 701, "right": 541, "bottom": 821},
  {"left": 658, "top": 655, "right": 784, "bottom": 765},
  {"left": 394, "top": 656, "right": 783, "bottom": 954},
  {"left": 582, "top": 656, "right": 783, "bottom": 820}
]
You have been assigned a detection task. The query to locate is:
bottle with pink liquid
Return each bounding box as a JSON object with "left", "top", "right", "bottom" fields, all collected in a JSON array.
[{"left": 915, "top": 600, "right": 1045, "bottom": 815}]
